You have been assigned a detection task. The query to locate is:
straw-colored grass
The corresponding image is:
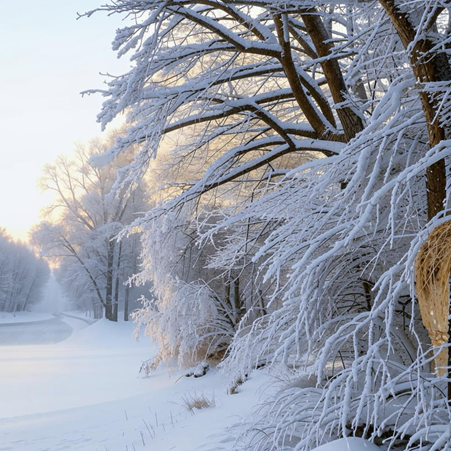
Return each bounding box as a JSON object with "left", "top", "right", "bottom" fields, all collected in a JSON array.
[
  {"left": 181, "top": 392, "right": 215, "bottom": 414},
  {"left": 415, "top": 221, "right": 451, "bottom": 376}
]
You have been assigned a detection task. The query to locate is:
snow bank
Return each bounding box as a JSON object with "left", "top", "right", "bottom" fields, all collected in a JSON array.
[
  {"left": 59, "top": 317, "right": 144, "bottom": 347},
  {"left": 312, "top": 438, "right": 382, "bottom": 451}
]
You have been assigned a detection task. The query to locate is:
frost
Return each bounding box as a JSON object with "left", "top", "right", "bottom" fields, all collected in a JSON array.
[{"left": 80, "top": 1, "right": 451, "bottom": 450}]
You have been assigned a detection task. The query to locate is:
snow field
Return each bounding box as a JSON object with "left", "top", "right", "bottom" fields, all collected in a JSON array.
[
  {"left": 0, "top": 316, "right": 382, "bottom": 451},
  {"left": 0, "top": 312, "right": 54, "bottom": 324},
  {"left": 0, "top": 317, "right": 274, "bottom": 451}
]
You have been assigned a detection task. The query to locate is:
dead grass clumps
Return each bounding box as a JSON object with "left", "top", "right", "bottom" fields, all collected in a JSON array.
[
  {"left": 228, "top": 376, "right": 245, "bottom": 395},
  {"left": 181, "top": 392, "right": 215, "bottom": 414}
]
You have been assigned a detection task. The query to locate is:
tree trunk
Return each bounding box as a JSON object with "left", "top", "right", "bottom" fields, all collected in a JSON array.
[
  {"left": 380, "top": 0, "right": 451, "bottom": 396},
  {"left": 112, "top": 241, "right": 123, "bottom": 322},
  {"left": 301, "top": 9, "right": 365, "bottom": 141},
  {"left": 124, "top": 285, "right": 130, "bottom": 322},
  {"left": 105, "top": 239, "right": 116, "bottom": 321},
  {"left": 111, "top": 298, "right": 118, "bottom": 322},
  {"left": 21, "top": 269, "right": 40, "bottom": 312},
  {"left": 379, "top": 0, "right": 450, "bottom": 220},
  {"left": 233, "top": 276, "right": 242, "bottom": 324}
]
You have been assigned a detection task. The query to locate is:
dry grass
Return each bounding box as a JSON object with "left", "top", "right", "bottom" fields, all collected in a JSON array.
[
  {"left": 228, "top": 376, "right": 245, "bottom": 395},
  {"left": 181, "top": 392, "right": 215, "bottom": 414},
  {"left": 415, "top": 221, "right": 451, "bottom": 376}
]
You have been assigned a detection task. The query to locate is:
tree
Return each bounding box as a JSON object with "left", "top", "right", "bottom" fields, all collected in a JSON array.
[
  {"left": 85, "top": 1, "right": 451, "bottom": 450},
  {"left": 0, "top": 229, "right": 50, "bottom": 312},
  {"left": 32, "top": 131, "right": 150, "bottom": 321},
  {"left": 82, "top": 0, "right": 364, "bottom": 348}
]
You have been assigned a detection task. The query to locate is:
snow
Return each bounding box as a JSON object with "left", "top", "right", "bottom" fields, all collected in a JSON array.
[
  {"left": 31, "top": 272, "right": 70, "bottom": 313},
  {"left": 0, "top": 320, "right": 156, "bottom": 418},
  {"left": 0, "top": 311, "right": 54, "bottom": 324},
  {"left": 312, "top": 438, "right": 382, "bottom": 451},
  {"left": 0, "top": 316, "right": 274, "bottom": 451}
]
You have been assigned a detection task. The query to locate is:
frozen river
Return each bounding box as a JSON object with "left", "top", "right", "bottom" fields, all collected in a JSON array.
[
  {"left": 0, "top": 314, "right": 271, "bottom": 451},
  {"left": 0, "top": 317, "right": 154, "bottom": 419},
  {"left": 0, "top": 316, "right": 73, "bottom": 345}
]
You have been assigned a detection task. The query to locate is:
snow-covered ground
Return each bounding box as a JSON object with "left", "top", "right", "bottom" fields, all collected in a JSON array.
[
  {"left": 0, "top": 315, "right": 274, "bottom": 451},
  {"left": 0, "top": 311, "right": 54, "bottom": 324}
]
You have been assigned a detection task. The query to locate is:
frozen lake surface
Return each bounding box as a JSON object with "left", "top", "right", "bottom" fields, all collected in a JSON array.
[
  {"left": 0, "top": 315, "right": 271, "bottom": 451},
  {"left": 0, "top": 318, "right": 154, "bottom": 419},
  {"left": 0, "top": 316, "right": 72, "bottom": 345}
]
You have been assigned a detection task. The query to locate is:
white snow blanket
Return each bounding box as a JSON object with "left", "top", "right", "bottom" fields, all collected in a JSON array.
[
  {"left": 0, "top": 318, "right": 272, "bottom": 450},
  {"left": 312, "top": 438, "right": 382, "bottom": 451}
]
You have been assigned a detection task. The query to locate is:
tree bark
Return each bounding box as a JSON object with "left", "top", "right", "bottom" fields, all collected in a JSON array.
[
  {"left": 301, "top": 9, "right": 365, "bottom": 141},
  {"left": 274, "top": 14, "right": 332, "bottom": 137},
  {"left": 379, "top": 0, "right": 450, "bottom": 220},
  {"left": 380, "top": 0, "right": 451, "bottom": 398}
]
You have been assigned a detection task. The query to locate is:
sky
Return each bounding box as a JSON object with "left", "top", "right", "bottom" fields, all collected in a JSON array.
[{"left": 0, "top": 1, "right": 130, "bottom": 241}]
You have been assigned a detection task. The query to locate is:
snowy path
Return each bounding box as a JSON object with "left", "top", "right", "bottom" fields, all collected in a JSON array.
[{"left": 0, "top": 318, "right": 271, "bottom": 451}]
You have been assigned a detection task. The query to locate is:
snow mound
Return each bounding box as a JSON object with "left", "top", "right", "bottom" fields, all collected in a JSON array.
[
  {"left": 59, "top": 318, "right": 147, "bottom": 348},
  {"left": 312, "top": 438, "right": 381, "bottom": 451}
]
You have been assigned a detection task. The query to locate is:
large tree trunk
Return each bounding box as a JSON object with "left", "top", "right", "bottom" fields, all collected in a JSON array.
[
  {"left": 380, "top": 1, "right": 451, "bottom": 393},
  {"left": 379, "top": 0, "right": 450, "bottom": 220}
]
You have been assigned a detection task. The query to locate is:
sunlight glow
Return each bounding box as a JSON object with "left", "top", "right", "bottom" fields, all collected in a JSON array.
[{"left": 0, "top": 1, "right": 129, "bottom": 241}]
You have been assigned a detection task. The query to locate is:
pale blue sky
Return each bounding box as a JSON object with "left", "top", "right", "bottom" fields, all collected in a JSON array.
[{"left": 0, "top": 1, "right": 130, "bottom": 241}]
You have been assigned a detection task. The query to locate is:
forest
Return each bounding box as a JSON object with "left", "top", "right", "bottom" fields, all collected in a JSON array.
[
  {"left": 0, "top": 229, "right": 49, "bottom": 312},
  {"left": 2, "top": 1, "right": 451, "bottom": 450}
]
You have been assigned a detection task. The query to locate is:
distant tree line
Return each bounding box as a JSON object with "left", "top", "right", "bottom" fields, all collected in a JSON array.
[
  {"left": 0, "top": 229, "right": 50, "bottom": 312},
  {"left": 32, "top": 131, "right": 151, "bottom": 321}
]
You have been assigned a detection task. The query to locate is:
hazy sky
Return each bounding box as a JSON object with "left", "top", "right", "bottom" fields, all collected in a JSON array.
[{"left": 0, "top": 1, "right": 130, "bottom": 241}]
